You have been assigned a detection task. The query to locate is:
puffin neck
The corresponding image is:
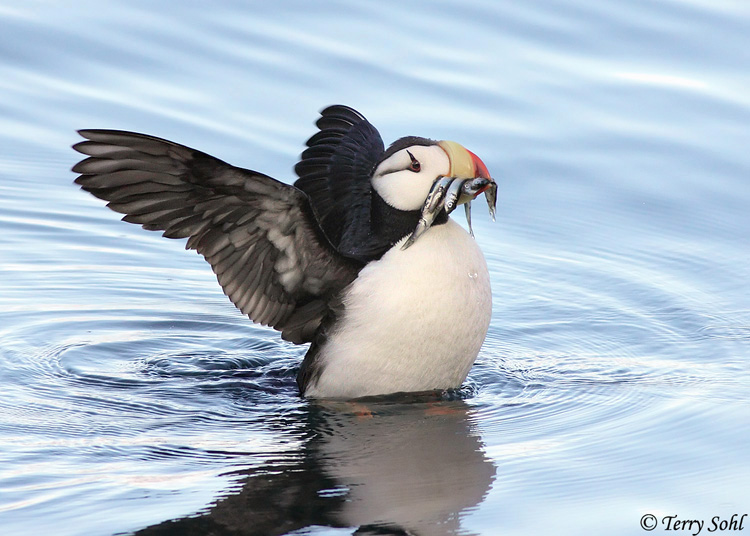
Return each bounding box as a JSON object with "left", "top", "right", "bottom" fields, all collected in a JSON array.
[{"left": 370, "top": 190, "right": 448, "bottom": 246}]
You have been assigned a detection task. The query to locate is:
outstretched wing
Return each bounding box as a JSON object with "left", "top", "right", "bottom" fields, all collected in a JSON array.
[
  {"left": 73, "top": 130, "right": 362, "bottom": 344},
  {"left": 293, "top": 105, "right": 384, "bottom": 257}
]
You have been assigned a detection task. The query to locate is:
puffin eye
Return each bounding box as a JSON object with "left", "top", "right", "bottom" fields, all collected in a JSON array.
[{"left": 406, "top": 150, "right": 421, "bottom": 172}]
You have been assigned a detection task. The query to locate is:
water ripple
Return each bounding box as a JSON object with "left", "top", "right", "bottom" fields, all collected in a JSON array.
[{"left": 2, "top": 0, "right": 750, "bottom": 534}]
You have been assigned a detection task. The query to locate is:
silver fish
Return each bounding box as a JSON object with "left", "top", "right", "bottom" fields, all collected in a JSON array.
[
  {"left": 444, "top": 179, "right": 466, "bottom": 213},
  {"left": 425, "top": 176, "right": 453, "bottom": 213},
  {"left": 401, "top": 177, "right": 452, "bottom": 250},
  {"left": 485, "top": 182, "right": 497, "bottom": 222},
  {"left": 461, "top": 178, "right": 497, "bottom": 223},
  {"left": 402, "top": 176, "right": 497, "bottom": 250},
  {"left": 465, "top": 199, "right": 474, "bottom": 237},
  {"left": 458, "top": 178, "right": 496, "bottom": 236}
]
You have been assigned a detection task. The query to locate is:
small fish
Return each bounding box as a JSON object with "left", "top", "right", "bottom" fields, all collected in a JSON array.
[
  {"left": 426, "top": 177, "right": 454, "bottom": 213},
  {"left": 444, "top": 179, "right": 466, "bottom": 213},
  {"left": 465, "top": 200, "right": 474, "bottom": 237},
  {"left": 485, "top": 182, "right": 497, "bottom": 222},
  {"left": 401, "top": 177, "right": 452, "bottom": 250},
  {"left": 402, "top": 176, "right": 497, "bottom": 250},
  {"left": 455, "top": 178, "right": 496, "bottom": 236}
]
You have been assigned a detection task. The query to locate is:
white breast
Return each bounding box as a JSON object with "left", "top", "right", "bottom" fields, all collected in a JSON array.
[{"left": 305, "top": 219, "right": 492, "bottom": 398}]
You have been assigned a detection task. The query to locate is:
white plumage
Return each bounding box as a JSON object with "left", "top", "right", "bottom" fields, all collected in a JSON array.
[{"left": 305, "top": 219, "right": 491, "bottom": 398}]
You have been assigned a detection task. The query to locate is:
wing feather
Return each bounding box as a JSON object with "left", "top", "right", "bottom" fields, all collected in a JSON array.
[
  {"left": 293, "top": 105, "right": 385, "bottom": 257},
  {"left": 73, "top": 129, "right": 362, "bottom": 343}
]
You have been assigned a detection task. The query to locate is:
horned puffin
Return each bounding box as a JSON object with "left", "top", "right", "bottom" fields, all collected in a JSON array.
[{"left": 72, "top": 105, "right": 497, "bottom": 399}]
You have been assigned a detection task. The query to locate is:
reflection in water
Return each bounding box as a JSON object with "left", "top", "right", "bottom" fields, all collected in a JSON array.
[{"left": 137, "top": 398, "right": 495, "bottom": 535}]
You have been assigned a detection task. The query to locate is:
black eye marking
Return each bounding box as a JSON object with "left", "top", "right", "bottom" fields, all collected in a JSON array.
[{"left": 406, "top": 150, "right": 421, "bottom": 172}]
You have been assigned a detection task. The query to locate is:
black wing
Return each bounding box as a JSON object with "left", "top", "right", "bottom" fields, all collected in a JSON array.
[
  {"left": 293, "top": 105, "right": 384, "bottom": 257},
  {"left": 73, "top": 130, "right": 362, "bottom": 344}
]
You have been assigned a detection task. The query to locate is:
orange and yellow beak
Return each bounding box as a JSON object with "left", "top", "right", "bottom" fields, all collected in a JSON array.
[
  {"left": 438, "top": 140, "right": 494, "bottom": 197},
  {"left": 401, "top": 140, "right": 497, "bottom": 250}
]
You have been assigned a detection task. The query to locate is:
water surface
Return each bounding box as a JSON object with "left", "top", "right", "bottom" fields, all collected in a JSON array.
[{"left": 1, "top": 1, "right": 749, "bottom": 535}]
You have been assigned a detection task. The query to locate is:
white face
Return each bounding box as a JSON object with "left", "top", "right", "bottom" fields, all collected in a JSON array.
[{"left": 371, "top": 144, "right": 450, "bottom": 211}]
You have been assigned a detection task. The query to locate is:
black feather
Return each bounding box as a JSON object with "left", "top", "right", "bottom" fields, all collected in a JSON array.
[
  {"left": 72, "top": 129, "right": 362, "bottom": 343},
  {"left": 293, "top": 105, "right": 385, "bottom": 257}
]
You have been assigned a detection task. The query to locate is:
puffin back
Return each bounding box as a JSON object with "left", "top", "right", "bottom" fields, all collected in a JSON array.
[{"left": 294, "top": 105, "right": 384, "bottom": 257}]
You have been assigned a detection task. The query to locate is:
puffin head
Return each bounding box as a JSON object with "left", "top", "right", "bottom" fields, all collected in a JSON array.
[{"left": 372, "top": 137, "right": 493, "bottom": 212}]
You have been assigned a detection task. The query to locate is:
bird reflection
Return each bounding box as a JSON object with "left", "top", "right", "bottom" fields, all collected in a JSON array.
[{"left": 137, "top": 395, "right": 496, "bottom": 535}]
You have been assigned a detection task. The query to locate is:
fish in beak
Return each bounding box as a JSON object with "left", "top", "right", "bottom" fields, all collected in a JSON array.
[{"left": 401, "top": 141, "right": 497, "bottom": 249}]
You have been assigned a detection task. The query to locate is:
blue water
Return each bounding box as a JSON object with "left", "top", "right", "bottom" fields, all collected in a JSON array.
[{"left": 1, "top": 1, "right": 749, "bottom": 535}]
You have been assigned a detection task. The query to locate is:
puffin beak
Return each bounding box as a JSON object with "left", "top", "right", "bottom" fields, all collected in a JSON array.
[
  {"left": 438, "top": 140, "right": 498, "bottom": 233},
  {"left": 438, "top": 140, "right": 497, "bottom": 205},
  {"left": 402, "top": 140, "right": 498, "bottom": 250},
  {"left": 438, "top": 140, "right": 492, "bottom": 181}
]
